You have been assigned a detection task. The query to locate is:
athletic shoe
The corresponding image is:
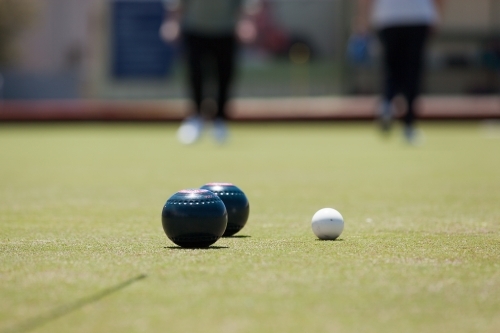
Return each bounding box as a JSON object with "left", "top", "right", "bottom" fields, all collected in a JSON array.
[
  {"left": 403, "top": 125, "right": 424, "bottom": 146},
  {"left": 177, "top": 116, "right": 203, "bottom": 145},
  {"left": 378, "top": 100, "right": 394, "bottom": 132},
  {"left": 212, "top": 118, "right": 228, "bottom": 144}
]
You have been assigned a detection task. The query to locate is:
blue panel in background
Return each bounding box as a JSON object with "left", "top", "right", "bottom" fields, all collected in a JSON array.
[{"left": 112, "top": 0, "right": 175, "bottom": 78}]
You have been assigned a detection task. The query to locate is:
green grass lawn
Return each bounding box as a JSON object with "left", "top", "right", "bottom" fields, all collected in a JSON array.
[{"left": 1, "top": 122, "right": 499, "bottom": 333}]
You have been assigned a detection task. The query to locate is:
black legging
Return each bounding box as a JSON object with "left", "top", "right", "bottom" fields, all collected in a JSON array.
[
  {"left": 378, "top": 25, "right": 430, "bottom": 126},
  {"left": 183, "top": 31, "right": 237, "bottom": 120}
]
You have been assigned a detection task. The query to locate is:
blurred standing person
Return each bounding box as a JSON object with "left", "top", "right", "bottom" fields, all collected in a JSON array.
[
  {"left": 354, "top": 0, "right": 445, "bottom": 144},
  {"left": 161, "top": 0, "right": 257, "bottom": 145}
]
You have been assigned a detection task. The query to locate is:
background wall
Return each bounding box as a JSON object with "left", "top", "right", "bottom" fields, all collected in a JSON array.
[{"left": 1, "top": 0, "right": 500, "bottom": 99}]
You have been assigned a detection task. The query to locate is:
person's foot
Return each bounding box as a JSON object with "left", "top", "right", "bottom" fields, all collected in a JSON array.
[
  {"left": 177, "top": 116, "right": 204, "bottom": 145},
  {"left": 378, "top": 101, "right": 394, "bottom": 132},
  {"left": 212, "top": 118, "right": 228, "bottom": 144},
  {"left": 403, "top": 125, "right": 423, "bottom": 146}
]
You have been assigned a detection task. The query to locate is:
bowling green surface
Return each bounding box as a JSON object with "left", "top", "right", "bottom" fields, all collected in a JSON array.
[{"left": 1, "top": 122, "right": 499, "bottom": 333}]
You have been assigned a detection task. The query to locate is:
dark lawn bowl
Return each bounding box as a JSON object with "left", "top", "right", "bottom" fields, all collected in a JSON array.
[
  {"left": 162, "top": 189, "right": 227, "bottom": 248},
  {"left": 200, "top": 183, "right": 249, "bottom": 237}
]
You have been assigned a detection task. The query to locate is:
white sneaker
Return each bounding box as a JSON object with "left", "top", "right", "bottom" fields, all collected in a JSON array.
[
  {"left": 378, "top": 100, "right": 394, "bottom": 132},
  {"left": 404, "top": 125, "right": 424, "bottom": 146},
  {"left": 212, "top": 118, "right": 228, "bottom": 144},
  {"left": 177, "top": 116, "right": 203, "bottom": 145}
]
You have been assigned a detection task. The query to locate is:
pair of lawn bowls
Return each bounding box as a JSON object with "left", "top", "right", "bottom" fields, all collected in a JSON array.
[
  {"left": 162, "top": 183, "right": 249, "bottom": 248},
  {"left": 162, "top": 183, "right": 345, "bottom": 248}
]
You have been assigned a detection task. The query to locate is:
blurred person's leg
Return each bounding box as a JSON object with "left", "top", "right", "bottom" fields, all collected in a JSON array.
[
  {"left": 212, "top": 34, "right": 237, "bottom": 143},
  {"left": 185, "top": 32, "right": 205, "bottom": 115},
  {"left": 378, "top": 27, "right": 406, "bottom": 131},
  {"left": 379, "top": 28, "right": 399, "bottom": 103},
  {"left": 214, "top": 35, "right": 237, "bottom": 120},
  {"left": 177, "top": 32, "right": 207, "bottom": 145},
  {"left": 400, "top": 25, "right": 430, "bottom": 128}
]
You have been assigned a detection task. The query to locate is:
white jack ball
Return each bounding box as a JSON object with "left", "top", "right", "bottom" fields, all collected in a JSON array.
[{"left": 311, "top": 208, "right": 344, "bottom": 240}]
